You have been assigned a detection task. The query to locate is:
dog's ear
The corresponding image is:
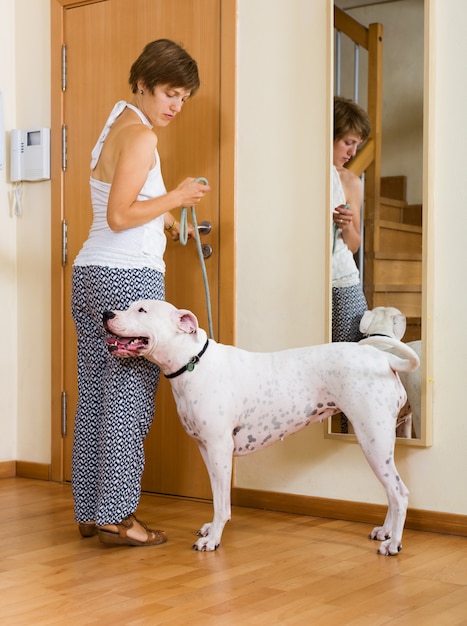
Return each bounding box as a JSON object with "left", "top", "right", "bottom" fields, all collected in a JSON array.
[
  {"left": 176, "top": 309, "right": 199, "bottom": 334},
  {"left": 393, "top": 313, "right": 407, "bottom": 340},
  {"left": 359, "top": 309, "right": 375, "bottom": 334}
]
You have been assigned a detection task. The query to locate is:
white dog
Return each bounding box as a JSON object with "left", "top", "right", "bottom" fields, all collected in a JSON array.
[
  {"left": 360, "top": 307, "right": 422, "bottom": 438},
  {"left": 103, "top": 300, "right": 420, "bottom": 556}
]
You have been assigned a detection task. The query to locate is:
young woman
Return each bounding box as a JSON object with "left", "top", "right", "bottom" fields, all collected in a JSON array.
[
  {"left": 71, "top": 39, "right": 210, "bottom": 546},
  {"left": 332, "top": 95, "right": 370, "bottom": 343}
]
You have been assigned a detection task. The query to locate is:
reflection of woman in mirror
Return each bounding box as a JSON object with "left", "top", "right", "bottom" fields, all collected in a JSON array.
[{"left": 332, "top": 96, "right": 371, "bottom": 343}]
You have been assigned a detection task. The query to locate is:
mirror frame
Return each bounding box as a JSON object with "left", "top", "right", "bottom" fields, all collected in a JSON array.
[{"left": 325, "top": 0, "right": 433, "bottom": 448}]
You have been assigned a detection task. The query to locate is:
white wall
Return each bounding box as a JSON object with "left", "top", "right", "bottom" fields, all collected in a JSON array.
[
  {"left": 0, "top": 0, "right": 18, "bottom": 463},
  {"left": 0, "top": 0, "right": 51, "bottom": 465},
  {"left": 14, "top": 1, "right": 51, "bottom": 463},
  {"left": 236, "top": 0, "right": 330, "bottom": 352},
  {"left": 3, "top": 0, "right": 467, "bottom": 518}
]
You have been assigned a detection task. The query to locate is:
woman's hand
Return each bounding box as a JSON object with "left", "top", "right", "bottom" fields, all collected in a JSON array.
[
  {"left": 333, "top": 203, "right": 352, "bottom": 229},
  {"left": 174, "top": 177, "right": 211, "bottom": 207},
  {"left": 333, "top": 202, "right": 361, "bottom": 253},
  {"left": 164, "top": 213, "right": 196, "bottom": 242}
]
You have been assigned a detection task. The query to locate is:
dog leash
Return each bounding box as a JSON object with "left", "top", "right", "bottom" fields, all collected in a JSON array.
[{"left": 178, "top": 176, "right": 214, "bottom": 340}]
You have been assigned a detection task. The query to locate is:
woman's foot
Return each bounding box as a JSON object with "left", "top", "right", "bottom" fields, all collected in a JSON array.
[
  {"left": 97, "top": 514, "right": 167, "bottom": 547},
  {"left": 78, "top": 521, "right": 98, "bottom": 538}
]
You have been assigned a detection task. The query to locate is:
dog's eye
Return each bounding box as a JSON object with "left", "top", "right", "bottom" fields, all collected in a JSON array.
[{"left": 138, "top": 307, "right": 147, "bottom": 314}]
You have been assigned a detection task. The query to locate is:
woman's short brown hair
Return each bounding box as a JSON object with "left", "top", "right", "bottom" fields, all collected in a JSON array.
[
  {"left": 129, "top": 39, "right": 200, "bottom": 96},
  {"left": 334, "top": 96, "right": 371, "bottom": 143}
]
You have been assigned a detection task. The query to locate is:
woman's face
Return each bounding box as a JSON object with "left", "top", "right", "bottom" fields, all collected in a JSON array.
[
  {"left": 333, "top": 132, "right": 363, "bottom": 167},
  {"left": 140, "top": 83, "right": 192, "bottom": 127}
]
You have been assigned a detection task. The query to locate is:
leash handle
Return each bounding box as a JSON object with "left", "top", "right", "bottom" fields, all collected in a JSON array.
[
  {"left": 178, "top": 177, "right": 214, "bottom": 340},
  {"left": 179, "top": 177, "right": 209, "bottom": 245}
]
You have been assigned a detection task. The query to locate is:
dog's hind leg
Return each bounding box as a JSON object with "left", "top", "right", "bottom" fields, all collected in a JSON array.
[
  {"left": 192, "top": 435, "right": 234, "bottom": 552},
  {"left": 351, "top": 412, "right": 409, "bottom": 556},
  {"left": 368, "top": 459, "right": 409, "bottom": 556}
]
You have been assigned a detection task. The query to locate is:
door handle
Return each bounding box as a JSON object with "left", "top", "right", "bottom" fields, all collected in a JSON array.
[{"left": 197, "top": 220, "right": 212, "bottom": 235}]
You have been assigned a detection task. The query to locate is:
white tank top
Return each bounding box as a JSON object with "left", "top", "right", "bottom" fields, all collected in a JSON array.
[
  {"left": 331, "top": 165, "right": 360, "bottom": 288},
  {"left": 74, "top": 101, "right": 167, "bottom": 273}
]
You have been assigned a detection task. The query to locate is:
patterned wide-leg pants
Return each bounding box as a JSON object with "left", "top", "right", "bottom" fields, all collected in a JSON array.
[
  {"left": 71, "top": 265, "right": 164, "bottom": 525},
  {"left": 332, "top": 283, "right": 367, "bottom": 343}
]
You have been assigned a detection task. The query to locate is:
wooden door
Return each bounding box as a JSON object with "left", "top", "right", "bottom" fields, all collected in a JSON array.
[{"left": 51, "top": 0, "right": 234, "bottom": 498}]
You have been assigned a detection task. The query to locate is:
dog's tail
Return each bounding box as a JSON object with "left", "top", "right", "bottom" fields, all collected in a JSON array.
[{"left": 359, "top": 336, "right": 420, "bottom": 372}]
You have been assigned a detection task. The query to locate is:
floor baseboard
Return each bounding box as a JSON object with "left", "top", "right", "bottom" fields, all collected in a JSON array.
[
  {"left": 0, "top": 460, "right": 51, "bottom": 481},
  {"left": 0, "top": 460, "right": 16, "bottom": 478},
  {"left": 231, "top": 487, "right": 467, "bottom": 537}
]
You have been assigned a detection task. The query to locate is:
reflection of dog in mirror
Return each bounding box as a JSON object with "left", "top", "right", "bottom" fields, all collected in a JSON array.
[
  {"left": 104, "top": 299, "right": 420, "bottom": 556},
  {"left": 360, "top": 307, "right": 422, "bottom": 438}
]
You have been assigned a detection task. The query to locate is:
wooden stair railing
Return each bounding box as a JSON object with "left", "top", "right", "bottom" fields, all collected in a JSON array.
[{"left": 334, "top": 5, "right": 382, "bottom": 198}]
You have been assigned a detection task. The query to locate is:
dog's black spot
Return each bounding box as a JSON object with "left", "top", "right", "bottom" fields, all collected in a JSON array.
[
  {"left": 233, "top": 426, "right": 242, "bottom": 436},
  {"left": 272, "top": 417, "right": 282, "bottom": 430}
]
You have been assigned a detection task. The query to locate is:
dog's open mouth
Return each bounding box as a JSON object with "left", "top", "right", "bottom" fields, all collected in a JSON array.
[{"left": 105, "top": 335, "right": 149, "bottom": 357}]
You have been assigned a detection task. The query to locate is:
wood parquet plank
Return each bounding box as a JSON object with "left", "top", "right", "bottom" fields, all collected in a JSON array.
[{"left": 2, "top": 478, "right": 467, "bottom": 625}]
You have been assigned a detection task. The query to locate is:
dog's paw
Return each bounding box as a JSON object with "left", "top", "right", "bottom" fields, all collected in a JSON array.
[
  {"left": 192, "top": 537, "right": 220, "bottom": 551},
  {"left": 192, "top": 523, "right": 220, "bottom": 550},
  {"left": 196, "top": 523, "right": 212, "bottom": 538},
  {"left": 377, "top": 538, "right": 402, "bottom": 556},
  {"left": 369, "top": 526, "right": 391, "bottom": 542}
]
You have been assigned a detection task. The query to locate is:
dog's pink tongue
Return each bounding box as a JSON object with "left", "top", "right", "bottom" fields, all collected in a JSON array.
[{"left": 105, "top": 336, "right": 147, "bottom": 357}]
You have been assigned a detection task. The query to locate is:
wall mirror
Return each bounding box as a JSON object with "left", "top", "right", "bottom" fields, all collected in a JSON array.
[{"left": 326, "top": 0, "right": 432, "bottom": 446}]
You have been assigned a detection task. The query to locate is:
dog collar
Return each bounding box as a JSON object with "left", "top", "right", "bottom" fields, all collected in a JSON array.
[
  {"left": 164, "top": 338, "right": 209, "bottom": 379},
  {"left": 366, "top": 333, "right": 391, "bottom": 338}
]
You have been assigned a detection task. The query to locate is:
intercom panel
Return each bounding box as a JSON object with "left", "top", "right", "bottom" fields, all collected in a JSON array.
[{"left": 10, "top": 127, "right": 50, "bottom": 182}]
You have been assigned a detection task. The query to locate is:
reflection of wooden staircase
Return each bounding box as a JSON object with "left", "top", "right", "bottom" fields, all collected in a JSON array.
[{"left": 363, "top": 176, "right": 422, "bottom": 342}]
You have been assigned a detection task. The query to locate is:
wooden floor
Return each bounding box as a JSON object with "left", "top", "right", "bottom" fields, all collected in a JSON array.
[{"left": 2, "top": 478, "right": 467, "bottom": 625}]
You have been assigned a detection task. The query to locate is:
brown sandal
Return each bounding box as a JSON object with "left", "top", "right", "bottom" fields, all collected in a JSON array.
[
  {"left": 78, "top": 522, "right": 98, "bottom": 538},
  {"left": 97, "top": 514, "right": 167, "bottom": 547}
]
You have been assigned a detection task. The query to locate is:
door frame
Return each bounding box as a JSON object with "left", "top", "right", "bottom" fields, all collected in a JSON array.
[{"left": 49, "top": 0, "right": 237, "bottom": 482}]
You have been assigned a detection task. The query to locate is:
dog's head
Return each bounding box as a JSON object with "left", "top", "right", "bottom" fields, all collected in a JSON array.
[
  {"left": 103, "top": 299, "right": 199, "bottom": 359},
  {"left": 359, "top": 306, "right": 407, "bottom": 340}
]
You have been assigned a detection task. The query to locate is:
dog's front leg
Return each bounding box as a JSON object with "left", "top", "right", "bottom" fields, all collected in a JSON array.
[{"left": 193, "top": 436, "right": 234, "bottom": 551}]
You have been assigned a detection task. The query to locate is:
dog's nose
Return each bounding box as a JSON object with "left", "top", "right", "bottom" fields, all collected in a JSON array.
[{"left": 103, "top": 310, "right": 116, "bottom": 323}]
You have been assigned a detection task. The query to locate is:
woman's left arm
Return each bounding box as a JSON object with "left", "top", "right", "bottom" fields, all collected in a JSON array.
[{"left": 335, "top": 170, "right": 362, "bottom": 254}]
